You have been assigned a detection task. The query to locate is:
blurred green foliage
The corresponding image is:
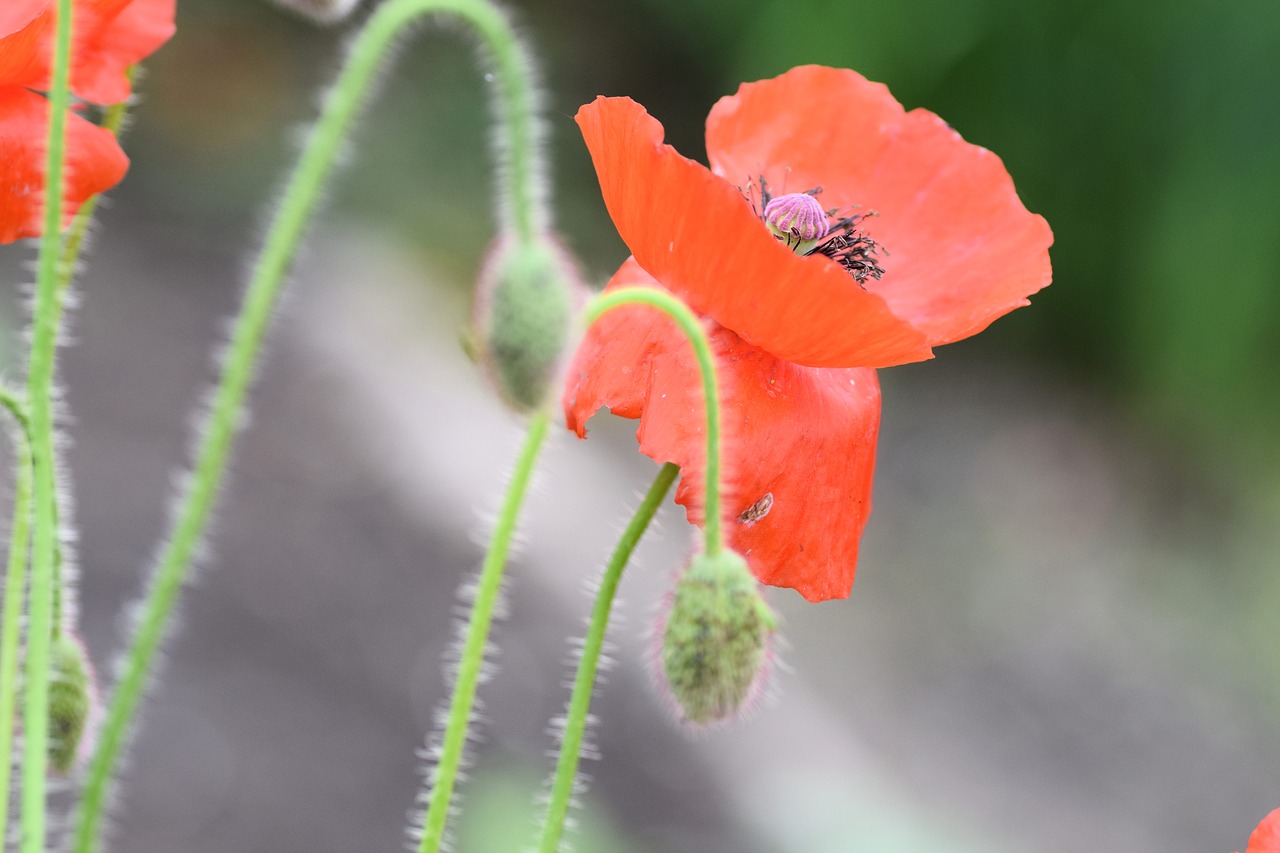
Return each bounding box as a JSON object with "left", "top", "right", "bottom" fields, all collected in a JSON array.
[
  {"left": 127, "top": 0, "right": 1280, "bottom": 476},
  {"left": 629, "top": 0, "right": 1280, "bottom": 468},
  {"left": 455, "top": 762, "right": 641, "bottom": 853}
]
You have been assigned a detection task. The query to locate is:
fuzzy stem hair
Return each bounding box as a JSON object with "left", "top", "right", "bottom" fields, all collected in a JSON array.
[
  {"left": 535, "top": 462, "right": 679, "bottom": 853},
  {"left": 22, "top": 0, "right": 75, "bottom": 848},
  {"left": 71, "top": 1, "right": 547, "bottom": 849},
  {"left": 0, "top": 388, "right": 33, "bottom": 849},
  {"left": 415, "top": 408, "right": 550, "bottom": 852}
]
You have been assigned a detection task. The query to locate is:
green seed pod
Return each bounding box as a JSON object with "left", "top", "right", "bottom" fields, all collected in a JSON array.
[
  {"left": 471, "top": 235, "right": 580, "bottom": 413},
  {"left": 659, "top": 550, "right": 776, "bottom": 726},
  {"left": 48, "top": 632, "right": 96, "bottom": 775}
]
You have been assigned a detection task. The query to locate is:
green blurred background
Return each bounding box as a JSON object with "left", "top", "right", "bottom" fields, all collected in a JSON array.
[
  {"left": 3, "top": 0, "right": 1278, "bottom": 850},
  {"left": 132, "top": 0, "right": 1280, "bottom": 458}
]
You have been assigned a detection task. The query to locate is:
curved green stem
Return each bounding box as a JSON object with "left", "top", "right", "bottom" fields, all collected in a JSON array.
[
  {"left": 535, "top": 287, "right": 725, "bottom": 851},
  {"left": 72, "top": 2, "right": 546, "bottom": 849},
  {"left": 417, "top": 409, "right": 551, "bottom": 853},
  {"left": 582, "top": 287, "right": 725, "bottom": 554},
  {"left": 0, "top": 389, "right": 33, "bottom": 850},
  {"left": 535, "top": 462, "right": 679, "bottom": 853},
  {"left": 22, "top": 0, "right": 74, "bottom": 848}
]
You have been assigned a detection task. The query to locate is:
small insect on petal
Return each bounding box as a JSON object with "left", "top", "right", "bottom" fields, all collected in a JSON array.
[{"left": 736, "top": 493, "right": 773, "bottom": 527}]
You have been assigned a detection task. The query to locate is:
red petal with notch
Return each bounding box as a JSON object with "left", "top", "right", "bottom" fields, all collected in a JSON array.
[
  {"left": 575, "top": 96, "right": 932, "bottom": 370},
  {"left": 0, "top": 0, "right": 175, "bottom": 104},
  {"left": 1243, "top": 809, "right": 1280, "bottom": 853},
  {"left": 0, "top": 85, "right": 129, "bottom": 243},
  {"left": 565, "top": 259, "right": 881, "bottom": 601},
  {"left": 706, "top": 65, "right": 1053, "bottom": 347}
]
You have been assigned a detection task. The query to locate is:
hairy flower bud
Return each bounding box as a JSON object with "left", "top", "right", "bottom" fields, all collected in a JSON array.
[
  {"left": 658, "top": 550, "right": 776, "bottom": 726},
  {"left": 764, "top": 192, "right": 829, "bottom": 254},
  {"left": 471, "top": 235, "right": 580, "bottom": 412},
  {"left": 48, "top": 632, "right": 98, "bottom": 775},
  {"left": 272, "top": 0, "right": 362, "bottom": 23}
]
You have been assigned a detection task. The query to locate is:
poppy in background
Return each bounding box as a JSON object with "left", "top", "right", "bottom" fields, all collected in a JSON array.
[{"left": 1238, "top": 808, "right": 1280, "bottom": 853}]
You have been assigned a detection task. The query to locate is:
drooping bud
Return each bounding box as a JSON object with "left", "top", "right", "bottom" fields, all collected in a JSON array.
[
  {"left": 471, "top": 235, "right": 580, "bottom": 413},
  {"left": 47, "top": 632, "right": 98, "bottom": 775},
  {"left": 764, "top": 192, "right": 829, "bottom": 254},
  {"left": 658, "top": 550, "right": 776, "bottom": 726},
  {"left": 271, "top": 0, "right": 362, "bottom": 23}
]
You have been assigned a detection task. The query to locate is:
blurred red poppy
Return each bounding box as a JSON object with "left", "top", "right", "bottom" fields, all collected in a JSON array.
[
  {"left": 1238, "top": 808, "right": 1280, "bottom": 853},
  {"left": 565, "top": 65, "right": 1052, "bottom": 601},
  {"left": 0, "top": 0, "right": 175, "bottom": 243}
]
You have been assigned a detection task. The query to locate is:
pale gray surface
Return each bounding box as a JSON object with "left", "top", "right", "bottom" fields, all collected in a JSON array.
[{"left": 2, "top": 215, "right": 1277, "bottom": 852}]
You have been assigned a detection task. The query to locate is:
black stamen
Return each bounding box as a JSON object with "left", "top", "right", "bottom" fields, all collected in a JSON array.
[{"left": 814, "top": 212, "right": 886, "bottom": 284}]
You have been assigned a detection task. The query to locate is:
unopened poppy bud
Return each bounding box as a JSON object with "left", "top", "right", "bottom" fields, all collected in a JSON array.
[
  {"left": 764, "top": 192, "right": 829, "bottom": 254},
  {"left": 272, "top": 0, "right": 362, "bottom": 23},
  {"left": 48, "top": 632, "right": 98, "bottom": 775},
  {"left": 472, "top": 235, "right": 579, "bottom": 412},
  {"left": 659, "top": 550, "right": 776, "bottom": 726}
]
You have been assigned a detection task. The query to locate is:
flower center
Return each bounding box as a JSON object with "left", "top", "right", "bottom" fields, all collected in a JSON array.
[
  {"left": 764, "top": 193, "right": 828, "bottom": 254},
  {"left": 745, "top": 177, "right": 886, "bottom": 285}
]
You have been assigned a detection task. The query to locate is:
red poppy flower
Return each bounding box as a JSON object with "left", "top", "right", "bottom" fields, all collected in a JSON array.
[
  {"left": 1238, "top": 808, "right": 1280, "bottom": 853},
  {"left": 564, "top": 65, "right": 1052, "bottom": 602},
  {"left": 0, "top": 0, "right": 175, "bottom": 243}
]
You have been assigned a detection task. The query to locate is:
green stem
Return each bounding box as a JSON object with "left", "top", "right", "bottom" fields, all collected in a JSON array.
[
  {"left": 0, "top": 390, "right": 32, "bottom": 850},
  {"left": 48, "top": 74, "right": 130, "bottom": 641},
  {"left": 56, "top": 85, "right": 132, "bottom": 306},
  {"left": 461, "top": 0, "right": 546, "bottom": 242},
  {"left": 417, "top": 409, "right": 550, "bottom": 853},
  {"left": 582, "top": 288, "right": 725, "bottom": 554},
  {"left": 72, "top": 3, "right": 545, "bottom": 849},
  {"left": 535, "top": 462, "right": 679, "bottom": 853},
  {"left": 22, "top": 0, "right": 74, "bottom": 848}
]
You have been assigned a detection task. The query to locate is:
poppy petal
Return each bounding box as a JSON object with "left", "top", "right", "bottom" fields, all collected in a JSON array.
[
  {"left": 0, "top": 2, "right": 49, "bottom": 85},
  {"left": 0, "top": 2, "right": 47, "bottom": 40},
  {"left": 71, "top": 0, "right": 176, "bottom": 104},
  {"left": 1245, "top": 809, "right": 1280, "bottom": 853},
  {"left": 706, "top": 65, "right": 1053, "bottom": 347},
  {"left": 0, "top": 85, "right": 129, "bottom": 244},
  {"left": 565, "top": 258, "right": 881, "bottom": 602},
  {"left": 575, "top": 96, "right": 932, "bottom": 369},
  {"left": 0, "top": 0, "right": 175, "bottom": 105}
]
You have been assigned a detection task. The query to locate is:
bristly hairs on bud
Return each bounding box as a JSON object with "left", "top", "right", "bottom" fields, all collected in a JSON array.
[
  {"left": 460, "top": 2, "right": 584, "bottom": 413},
  {"left": 273, "top": 0, "right": 365, "bottom": 24},
  {"left": 654, "top": 550, "right": 776, "bottom": 728},
  {"left": 470, "top": 236, "right": 581, "bottom": 413},
  {"left": 47, "top": 632, "right": 99, "bottom": 776}
]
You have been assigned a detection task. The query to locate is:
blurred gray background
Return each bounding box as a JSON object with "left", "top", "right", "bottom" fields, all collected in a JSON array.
[{"left": 2, "top": 0, "right": 1279, "bottom": 850}]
